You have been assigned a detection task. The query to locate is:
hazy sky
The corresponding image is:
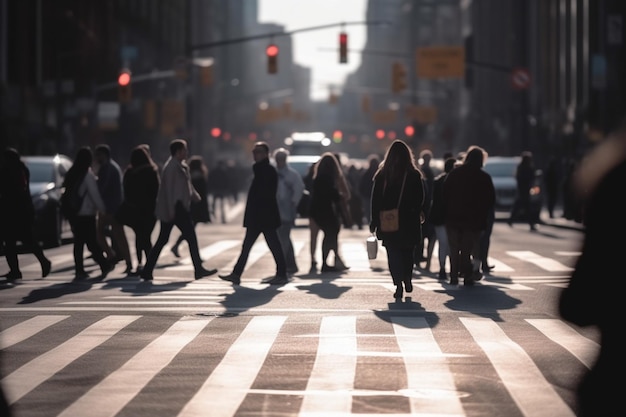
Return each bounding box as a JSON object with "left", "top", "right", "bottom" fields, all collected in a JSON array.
[{"left": 258, "top": 0, "right": 367, "bottom": 101}]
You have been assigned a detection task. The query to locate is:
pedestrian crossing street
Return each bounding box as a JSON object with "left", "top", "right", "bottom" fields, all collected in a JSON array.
[
  {"left": 0, "top": 312, "right": 596, "bottom": 417},
  {"left": 12, "top": 231, "right": 579, "bottom": 295}
]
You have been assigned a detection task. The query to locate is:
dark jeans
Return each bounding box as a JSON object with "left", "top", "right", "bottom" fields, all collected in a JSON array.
[
  {"left": 232, "top": 227, "right": 286, "bottom": 277},
  {"left": 385, "top": 245, "right": 414, "bottom": 286},
  {"left": 72, "top": 215, "right": 108, "bottom": 274},
  {"left": 446, "top": 225, "right": 482, "bottom": 280},
  {"left": 3, "top": 223, "right": 48, "bottom": 274},
  {"left": 143, "top": 203, "right": 204, "bottom": 275}
]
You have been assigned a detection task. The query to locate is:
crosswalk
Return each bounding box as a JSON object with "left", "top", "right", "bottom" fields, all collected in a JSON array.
[
  {"left": 9, "top": 232, "right": 579, "bottom": 292},
  {"left": 0, "top": 313, "right": 596, "bottom": 417}
]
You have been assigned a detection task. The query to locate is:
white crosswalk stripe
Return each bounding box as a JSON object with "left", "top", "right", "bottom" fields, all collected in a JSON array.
[{"left": 0, "top": 314, "right": 596, "bottom": 417}]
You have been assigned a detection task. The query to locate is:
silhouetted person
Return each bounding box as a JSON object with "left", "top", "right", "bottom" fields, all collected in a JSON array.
[
  {"left": 207, "top": 160, "right": 230, "bottom": 224},
  {"left": 0, "top": 148, "right": 51, "bottom": 282},
  {"left": 310, "top": 153, "right": 350, "bottom": 273},
  {"left": 559, "top": 130, "right": 626, "bottom": 417},
  {"left": 544, "top": 155, "right": 561, "bottom": 218},
  {"left": 358, "top": 154, "right": 380, "bottom": 224},
  {"left": 171, "top": 155, "right": 211, "bottom": 257},
  {"left": 508, "top": 151, "right": 538, "bottom": 230},
  {"left": 140, "top": 139, "right": 217, "bottom": 281},
  {"left": 219, "top": 142, "right": 287, "bottom": 285},
  {"left": 416, "top": 149, "right": 435, "bottom": 268},
  {"left": 94, "top": 144, "right": 133, "bottom": 273},
  {"left": 121, "top": 146, "right": 160, "bottom": 275},
  {"left": 63, "top": 147, "right": 113, "bottom": 279},
  {"left": 430, "top": 157, "right": 457, "bottom": 280},
  {"left": 370, "top": 140, "right": 425, "bottom": 300},
  {"left": 273, "top": 148, "right": 305, "bottom": 274},
  {"left": 443, "top": 146, "right": 495, "bottom": 286}
]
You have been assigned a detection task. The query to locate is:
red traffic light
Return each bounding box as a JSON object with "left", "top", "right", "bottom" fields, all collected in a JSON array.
[
  {"left": 266, "top": 44, "right": 279, "bottom": 57},
  {"left": 404, "top": 125, "right": 415, "bottom": 137},
  {"left": 339, "top": 33, "right": 348, "bottom": 64},
  {"left": 266, "top": 44, "right": 279, "bottom": 74},
  {"left": 118, "top": 70, "right": 131, "bottom": 86}
]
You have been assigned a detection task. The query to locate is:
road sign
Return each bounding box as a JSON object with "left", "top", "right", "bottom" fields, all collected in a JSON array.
[
  {"left": 416, "top": 46, "right": 465, "bottom": 79},
  {"left": 511, "top": 68, "right": 531, "bottom": 90}
]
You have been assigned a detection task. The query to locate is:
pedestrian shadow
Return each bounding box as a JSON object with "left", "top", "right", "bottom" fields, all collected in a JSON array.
[
  {"left": 217, "top": 283, "right": 282, "bottom": 314},
  {"left": 17, "top": 277, "right": 101, "bottom": 304},
  {"left": 100, "top": 277, "right": 188, "bottom": 295},
  {"left": 295, "top": 280, "right": 350, "bottom": 299},
  {"left": 374, "top": 304, "right": 440, "bottom": 328},
  {"left": 435, "top": 282, "right": 522, "bottom": 322}
]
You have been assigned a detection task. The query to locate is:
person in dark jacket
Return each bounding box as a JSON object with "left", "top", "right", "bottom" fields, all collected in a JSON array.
[
  {"left": 559, "top": 129, "right": 626, "bottom": 417},
  {"left": 507, "top": 151, "right": 538, "bottom": 230},
  {"left": 0, "top": 148, "right": 52, "bottom": 282},
  {"left": 370, "top": 140, "right": 425, "bottom": 300},
  {"left": 309, "top": 152, "right": 350, "bottom": 273},
  {"left": 443, "top": 145, "right": 496, "bottom": 286},
  {"left": 94, "top": 144, "right": 133, "bottom": 273},
  {"left": 429, "top": 157, "right": 457, "bottom": 280},
  {"left": 219, "top": 142, "right": 287, "bottom": 285},
  {"left": 171, "top": 155, "right": 211, "bottom": 258},
  {"left": 358, "top": 154, "right": 380, "bottom": 224},
  {"left": 121, "top": 146, "right": 160, "bottom": 275},
  {"left": 64, "top": 147, "right": 113, "bottom": 279}
]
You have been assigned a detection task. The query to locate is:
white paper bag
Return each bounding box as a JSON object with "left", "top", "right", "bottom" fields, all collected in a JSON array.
[{"left": 366, "top": 235, "right": 378, "bottom": 260}]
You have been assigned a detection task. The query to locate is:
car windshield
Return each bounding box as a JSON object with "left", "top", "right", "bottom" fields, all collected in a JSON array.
[
  {"left": 25, "top": 161, "right": 55, "bottom": 183},
  {"left": 483, "top": 162, "right": 516, "bottom": 178}
]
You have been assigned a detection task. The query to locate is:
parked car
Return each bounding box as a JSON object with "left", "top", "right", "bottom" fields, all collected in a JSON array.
[
  {"left": 22, "top": 154, "right": 73, "bottom": 247},
  {"left": 482, "top": 156, "right": 543, "bottom": 219}
]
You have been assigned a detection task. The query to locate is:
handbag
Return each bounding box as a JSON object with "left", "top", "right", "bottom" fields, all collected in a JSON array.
[
  {"left": 366, "top": 234, "right": 378, "bottom": 260},
  {"left": 379, "top": 173, "right": 406, "bottom": 232}
]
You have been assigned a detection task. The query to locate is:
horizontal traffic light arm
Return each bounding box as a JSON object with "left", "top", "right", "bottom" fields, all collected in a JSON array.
[{"left": 189, "top": 20, "right": 390, "bottom": 52}]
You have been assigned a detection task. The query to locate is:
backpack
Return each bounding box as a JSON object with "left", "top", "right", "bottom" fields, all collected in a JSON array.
[{"left": 60, "top": 181, "right": 85, "bottom": 221}]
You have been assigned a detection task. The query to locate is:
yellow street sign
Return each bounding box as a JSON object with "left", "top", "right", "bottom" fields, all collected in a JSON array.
[{"left": 416, "top": 46, "right": 465, "bottom": 79}]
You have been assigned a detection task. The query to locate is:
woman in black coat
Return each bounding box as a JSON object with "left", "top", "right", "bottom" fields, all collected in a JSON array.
[
  {"left": 370, "top": 140, "right": 425, "bottom": 300},
  {"left": 121, "top": 146, "right": 160, "bottom": 274},
  {"left": 309, "top": 152, "right": 349, "bottom": 272}
]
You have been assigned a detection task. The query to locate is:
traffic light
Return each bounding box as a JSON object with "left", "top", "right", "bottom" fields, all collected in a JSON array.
[
  {"left": 339, "top": 32, "right": 348, "bottom": 64},
  {"left": 266, "top": 44, "right": 279, "bottom": 74},
  {"left": 118, "top": 68, "right": 132, "bottom": 103},
  {"left": 391, "top": 61, "right": 407, "bottom": 93},
  {"left": 332, "top": 130, "right": 343, "bottom": 143}
]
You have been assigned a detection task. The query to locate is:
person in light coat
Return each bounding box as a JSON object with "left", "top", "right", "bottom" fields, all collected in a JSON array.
[
  {"left": 274, "top": 148, "right": 305, "bottom": 274},
  {"left": 140, "top": 139, "right": 217, "bottom": 281}
]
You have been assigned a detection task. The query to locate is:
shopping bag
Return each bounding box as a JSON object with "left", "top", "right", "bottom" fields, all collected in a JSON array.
[{"left": 366, "top": 235, "right": 378, "bottom": 260}]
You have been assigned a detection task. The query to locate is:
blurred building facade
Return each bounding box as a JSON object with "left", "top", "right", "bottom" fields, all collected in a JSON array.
[{"left": 1, "top": 0, "right": 624, "bottom": 166}]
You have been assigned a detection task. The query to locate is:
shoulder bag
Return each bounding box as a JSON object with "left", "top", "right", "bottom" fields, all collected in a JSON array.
[{"left": 379, "top": 172, "right": 406, "bottom": 232}]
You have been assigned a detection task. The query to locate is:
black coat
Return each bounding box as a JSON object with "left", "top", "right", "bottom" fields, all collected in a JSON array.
[
  {"left": 370, "top": 169, "right": 425, "bottom": 248},
  {"left": 310, "top": 174, "right": 341, "bottom": 230},
  {"left": 443, "top": 164, "right": 495, "bottom": 231},
  {"left": 122, "top": 164, "right": 159, "bottom": 228},
  {"left": 190, "top": 173, "right": 211, "bottom": 223},
  {"left": 243, "top": 158, "right": 281, "bottom": 230},
  {"left": 0, "top": 161, "right": 35, "bottom": 237}
]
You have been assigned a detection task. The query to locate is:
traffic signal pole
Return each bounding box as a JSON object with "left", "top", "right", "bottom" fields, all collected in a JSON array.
[{"left": 188, "top": 20, "right": 390, "bottom": 53}]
